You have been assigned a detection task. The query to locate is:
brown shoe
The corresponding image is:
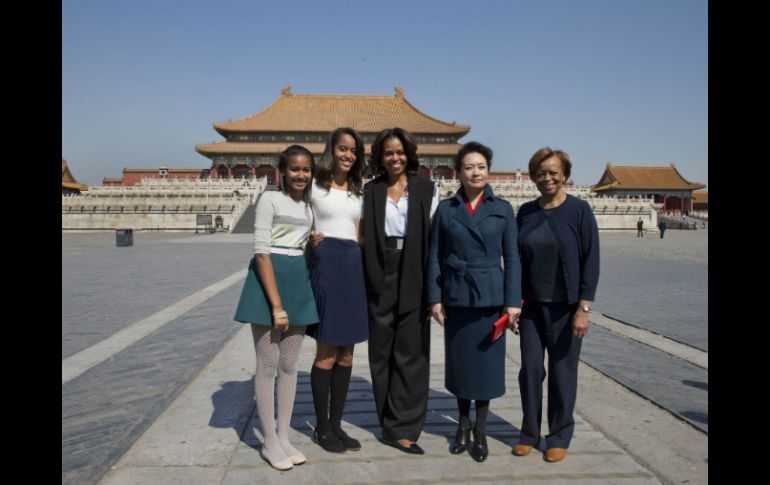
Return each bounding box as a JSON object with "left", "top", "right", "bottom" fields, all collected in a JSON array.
[
  {"left": 512, "top": 444, "right": 533, "bottom": 456},
  {"left": 545, "top": 447, "right": 567, "bottom": 462}
]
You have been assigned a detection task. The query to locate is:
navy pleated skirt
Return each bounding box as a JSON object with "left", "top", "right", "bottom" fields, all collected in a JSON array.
[
  {"left": 444, "top": 305, "right": 506, "bottom": 400},
  {"left": 306, "top": 237, "right": 369, "bottom": 345}
]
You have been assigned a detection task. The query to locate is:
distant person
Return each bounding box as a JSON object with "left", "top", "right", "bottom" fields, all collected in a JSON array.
[
  {"left": 306, "top": 127, "right": 369, "bottom": 453},
  {"left": 512, "top": 147, "right": 599, "bottom": 463},
  {"left": 233, "top": 145, "right": 318, "bottom": 471},
  {"left": 659, "top": 219, "right": 667, "bottom": 239},
  {"left": 363, "top": 127, "right": 439, "bottom": 455},
  {"left": 427, "top": 141, "right": 522, "bottom": 463},
  {"left": 637, "top": 217, "right": 644, "bottom": 237}
]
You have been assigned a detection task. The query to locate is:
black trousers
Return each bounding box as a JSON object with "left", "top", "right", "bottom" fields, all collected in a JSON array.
[
  {"left": 518, "top": 301, "right": 582, "bottom": 449},
  {"left": 367, "top": 247, "right": 429, "bottom": 441}
]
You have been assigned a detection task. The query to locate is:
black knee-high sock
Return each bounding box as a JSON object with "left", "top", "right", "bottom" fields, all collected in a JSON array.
[
  {"left": 311, "top": 366, "right": 333, "bottom": 434},
  {"left": 474, "top": 400, "right": 490, "bottom": 432},
  {"left": 329, "top": 364, "right": 352, "bottom": 433},
  {"left": 457, "top": 398, "right": 471, "bottom": 427}
]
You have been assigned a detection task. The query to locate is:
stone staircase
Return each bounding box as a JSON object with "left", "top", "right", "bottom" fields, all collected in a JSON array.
[{"left": 231, "top": 202, "right": 257, "bottom": 233}]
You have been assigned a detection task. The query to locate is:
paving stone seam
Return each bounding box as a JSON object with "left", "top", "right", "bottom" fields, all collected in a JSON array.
[
  {"left": 599, "top": 312, "right": 706, "bottom": 352},
  {"left": 220, "top": 406, "right": 258, "bottom": 485},
  {"left": 577, "top": 357, "right": 706, "bottom": 437},
  {"left": 62, "top": 269, "right": 247, "bottom": 385},
  {"left": 591, "top": 313, "right": 707, "bottom": 369}
]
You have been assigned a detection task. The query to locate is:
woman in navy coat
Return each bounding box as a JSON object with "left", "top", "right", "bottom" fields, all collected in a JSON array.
[{"left": 427, "top": 141, "right": 522, "bottom": 462}]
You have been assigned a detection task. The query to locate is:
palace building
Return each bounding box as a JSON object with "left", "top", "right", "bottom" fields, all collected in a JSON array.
[
  {"left": 590, "top": 164, "right": 706, "bottom": 214},
  {"left": 194, "top": 86, "right": 470, "bottom": 184},
  {"left": 62, "top": 160, "right": 88, "bottom": 194},
  {"left": 692, "top": 190, "right": 708, "bottom": 212},
  {"left": 103, "top": 167, "right": 210, "bottom": 187}
]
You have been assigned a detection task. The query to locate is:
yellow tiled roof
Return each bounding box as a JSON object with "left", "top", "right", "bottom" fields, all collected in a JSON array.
[
  {"left": 62, "top": 159, "right": 88, "bottom": 191},
  {"left": 213, "top": 87, "right": 470, "bottom": 135},
  {"left": 195, "top": 141, "right": 464, "bottom": 157},
  {"left": 591, "top": 164, "right": 706, "bottom": 191},
  {"left": 692, "top": 190, "right": 708, "bottom": 203}
]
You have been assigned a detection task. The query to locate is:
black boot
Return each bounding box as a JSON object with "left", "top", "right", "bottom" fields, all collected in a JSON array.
[
  {"left": 449, "top": 422, "right": 471, "bottom": 454},
  {"left": 469, "top": 428, "right": 488, "bottom": 462}
]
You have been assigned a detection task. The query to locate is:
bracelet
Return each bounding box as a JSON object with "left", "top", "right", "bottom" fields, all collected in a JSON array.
[{"left": 272, "top": 310, "right": 288, "bottom": 319}]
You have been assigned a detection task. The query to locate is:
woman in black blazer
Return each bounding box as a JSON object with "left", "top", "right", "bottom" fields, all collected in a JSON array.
[
  {"left": 427, "top": 141, "right": 522, "bottom": 463},
  {"left": 362, "top": 128, "right": 439, "bottom": 455}
]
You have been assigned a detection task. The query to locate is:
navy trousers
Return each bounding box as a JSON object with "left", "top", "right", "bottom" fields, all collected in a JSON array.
[{"left": 518, "top": 301, "right": 582, "bottom": 449}]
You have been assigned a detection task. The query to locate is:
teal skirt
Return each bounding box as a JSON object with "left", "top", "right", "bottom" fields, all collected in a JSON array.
[
  {"left": 233, "top": 254, "right": 319, "bottom": 327},
  {"left": 444, "top": 305, "right": 506, "bottom": 400}
]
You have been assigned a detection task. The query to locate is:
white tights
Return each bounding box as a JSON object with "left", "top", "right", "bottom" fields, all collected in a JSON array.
[{"left": 251, "top": 325, "right": 306, "bottom": 463}]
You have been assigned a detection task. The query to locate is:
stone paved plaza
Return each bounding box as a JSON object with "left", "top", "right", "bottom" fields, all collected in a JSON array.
[{"left": 62, "top": 230, "right": 707, "bottom": 484}]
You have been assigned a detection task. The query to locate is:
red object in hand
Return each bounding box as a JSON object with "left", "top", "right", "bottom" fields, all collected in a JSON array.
[{"left": 491, "top": 314, "right": 509, "bottom": 342}]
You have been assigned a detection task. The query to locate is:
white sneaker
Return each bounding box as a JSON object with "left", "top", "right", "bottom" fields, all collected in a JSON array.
[{"left": 260, "top": 448, "right": 293, "bottom": 471}]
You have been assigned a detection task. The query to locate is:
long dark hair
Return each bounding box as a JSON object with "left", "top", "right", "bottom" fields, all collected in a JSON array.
[
  {"left": 315, "top": 127, "right": 365, "bottom": 196},
  {"left": 278, "top": 144, "right": 315, "bottom": 203},
  {"left": 369, "top": 128, "right": 420, "bottom": 177}
]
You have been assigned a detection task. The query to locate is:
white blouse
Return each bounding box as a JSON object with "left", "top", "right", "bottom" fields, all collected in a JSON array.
[{"left": 384, "top": 185, "right": 441, "bottom": 237}]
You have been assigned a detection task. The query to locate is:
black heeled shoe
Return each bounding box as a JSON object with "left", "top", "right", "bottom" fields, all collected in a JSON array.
[
  {"left": 449, "top": 423, "right": 471, "bottom": 454},
  {"left": 469, "top": 428, "right": 488, "bottom": 462}
]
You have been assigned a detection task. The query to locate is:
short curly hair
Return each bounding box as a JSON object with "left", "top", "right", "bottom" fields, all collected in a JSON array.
[{"left": 528, "top": 147, "right": 571, "bottom": 180}]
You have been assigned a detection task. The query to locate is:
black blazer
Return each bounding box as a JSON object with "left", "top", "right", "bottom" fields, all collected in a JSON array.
[{"left": 362, "top": 174, "right": 435, "bottom": 314}]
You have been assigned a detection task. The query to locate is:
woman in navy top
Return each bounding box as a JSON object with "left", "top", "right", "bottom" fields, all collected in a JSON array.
[{"left": 512, "top": 147, "right": 599, "bottom": 463}]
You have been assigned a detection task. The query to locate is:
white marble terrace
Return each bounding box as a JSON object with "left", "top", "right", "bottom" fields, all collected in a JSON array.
[
  {"left": 62, "top": 176, "right": 663, "bottom": 231},
  {"left": 62, "top": 177, "right": 268, "bottom": 232}
]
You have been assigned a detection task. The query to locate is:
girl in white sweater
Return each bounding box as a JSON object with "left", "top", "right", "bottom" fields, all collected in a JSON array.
[{"left": 233, "top": 145, "right": 318, "bottom": 470}]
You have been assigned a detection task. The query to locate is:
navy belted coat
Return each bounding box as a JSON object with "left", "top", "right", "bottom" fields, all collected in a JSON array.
[{"left": 426, "top": 185, "right": 522, "bottom": 308}]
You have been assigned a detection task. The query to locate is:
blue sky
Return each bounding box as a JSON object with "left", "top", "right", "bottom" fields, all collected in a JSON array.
[{"left": 62, "top": 0, "right": 708, "bottom": 187}]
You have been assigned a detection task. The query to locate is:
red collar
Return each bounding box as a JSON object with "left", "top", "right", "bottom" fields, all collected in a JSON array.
[{"left": 463, "top": 194, "right": 483, "bottom": 216}]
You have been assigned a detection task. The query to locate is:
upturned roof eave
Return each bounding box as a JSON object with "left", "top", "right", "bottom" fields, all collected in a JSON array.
[{"left": 212, "top": 91, "right": 471, "bottom": 135}]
